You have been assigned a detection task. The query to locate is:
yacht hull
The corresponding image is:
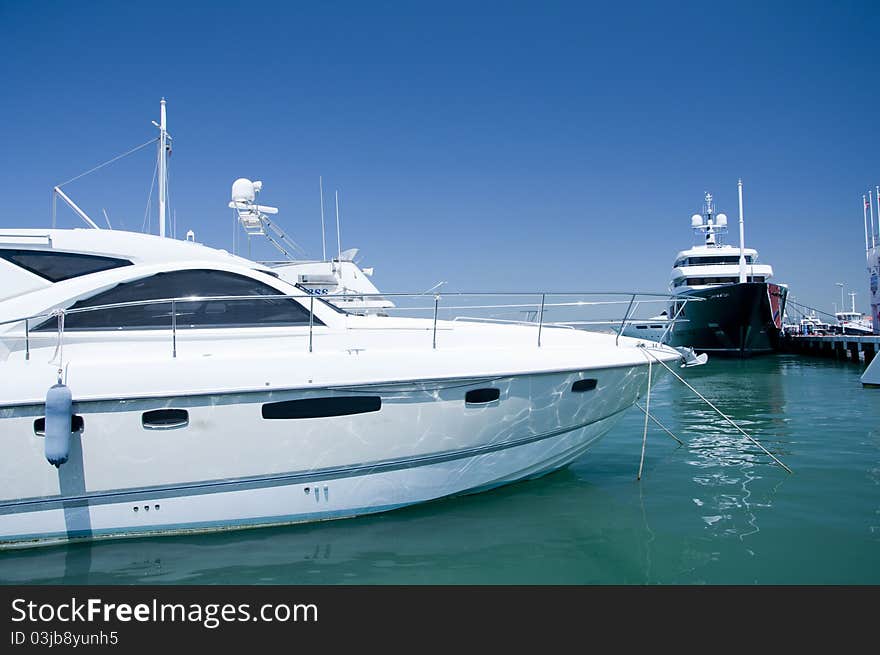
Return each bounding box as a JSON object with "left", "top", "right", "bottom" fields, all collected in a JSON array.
[
  {"left": 0, "top": 364, "right": 649, "bottom": 549},
  {"left": 668, "top": 282, "right": 787, "bottom": 357}
]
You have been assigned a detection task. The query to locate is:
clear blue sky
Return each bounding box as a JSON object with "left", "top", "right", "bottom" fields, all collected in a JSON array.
[{"left": 2, "top": 0, "right": 878, "bottom": 314}]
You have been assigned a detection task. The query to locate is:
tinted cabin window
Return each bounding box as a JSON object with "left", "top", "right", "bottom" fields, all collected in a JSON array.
[
  {"left": 0, "top": 249, "right": 132, "bottom": 282},
  {"left": 685, "top": 276, "right": 738, "bottom": 286},
  {"left": 677, "top": 255, "right": 754, "bottom": 267},
  {"left": 34, "top": 269, "right": 322, "bottom": 331},
  {"left": 465, "top": 388, "right": 500, "bottom": 404},
  {"left": 262, "top": 396, "right": 381, "bottom": 419}
]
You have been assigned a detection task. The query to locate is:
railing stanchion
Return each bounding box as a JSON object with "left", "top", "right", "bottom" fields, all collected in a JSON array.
[
  {"left": 659, "top": 297, "right": 688, "bottom": 345},
  {"left": 537, "top": 293, "right": 545, "bottom": 347},
  {"left": 617, "top": 294, "right": 636, "bottom": 346},
  {"left": 24, "top": 319, "right": 29, "bottom": 361},
  {"left": 432, "top": 295, "right": 440, "bottom": 349},
  {"left": 171, "top": 299, "right": 177, "bottom": 359},
  {"left": 309, "top": 295, "right": 314, "bottom": 353}
]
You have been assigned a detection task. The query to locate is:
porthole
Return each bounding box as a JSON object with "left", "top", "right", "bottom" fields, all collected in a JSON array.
[
  {"left": 142, "top": 409, "right": 189, "bottom": 430},
  {"left": 465, "top": 388, "right": 501, "bottom": 405},
  {"left": 33, "top": 415, "right": 84, "bottom": 436},
  {"left": 571, "top": 379, "right": 598, "bottom": 393}
]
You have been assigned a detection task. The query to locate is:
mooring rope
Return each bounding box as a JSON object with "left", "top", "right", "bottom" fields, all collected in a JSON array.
[
  {"left": 637, "top": 356, "right": 653, "bottom": 480},
  {"left": 48, "top": 309, "right": 66, "bottom": 383},
  {"left": 644, "top": 350, "right": 793, "bottom": 474},
  {"left": 635, "top": 402, "right": 684, "bottom": 445}
]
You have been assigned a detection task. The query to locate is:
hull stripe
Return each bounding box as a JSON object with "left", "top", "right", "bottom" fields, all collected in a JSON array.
[{"left": 0, "top": 404, "right": 632, "bottom": 517}]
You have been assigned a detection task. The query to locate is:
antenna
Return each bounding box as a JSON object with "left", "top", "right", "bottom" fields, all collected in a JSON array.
[
  {"left": 319, "top": 176, "right": 327, "bottom": 261},
  {"left": 738, "top": 179, "right": 746, "bottom": 283},
  {"left": 850, "top": 291, "right": 857, "bottom": 313},
  {"left": 335, "top": 190, "right": 342, "bottom": 262},
  {"left": 692, "top": 191, "right": 726, "bottom": 247},
  {"left": 101, "top": 208, "right": 113, "bottom": 230}
]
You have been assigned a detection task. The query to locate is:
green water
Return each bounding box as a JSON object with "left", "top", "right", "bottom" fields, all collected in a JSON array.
[{"left": 1, "top": 355, "right": 878, "bottom": 584}]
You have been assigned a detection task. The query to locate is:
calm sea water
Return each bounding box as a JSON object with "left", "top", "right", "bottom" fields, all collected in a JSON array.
[{"left": 1, "top": 354, "right": 878, "bottom": 584}]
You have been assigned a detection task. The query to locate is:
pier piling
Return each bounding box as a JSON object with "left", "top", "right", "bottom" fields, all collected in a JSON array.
[{"left": 781, "top": 334, "right": 880, "bottom": 364}]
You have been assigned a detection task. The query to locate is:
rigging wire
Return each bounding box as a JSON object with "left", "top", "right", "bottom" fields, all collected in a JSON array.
[
  {"left": 165, "top": 152, "right": 174, "bottom": 238},
  {"left": 56, "top": 137, "right": 158, "bottom": 189},
  {"left": 786, "top": 299, "right": 839, "bottom": 322},
  {"left": 142, "top": 156, "right": 159, "bottom": 233}
]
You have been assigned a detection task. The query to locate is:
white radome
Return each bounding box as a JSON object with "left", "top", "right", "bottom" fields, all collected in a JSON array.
[{"left": 231, "top": 178, "right": 260, "bottom": 203}]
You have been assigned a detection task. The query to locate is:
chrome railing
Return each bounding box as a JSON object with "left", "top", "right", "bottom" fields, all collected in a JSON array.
[{"left": 0, "top": 291, "right": 701, "bottom": 359}]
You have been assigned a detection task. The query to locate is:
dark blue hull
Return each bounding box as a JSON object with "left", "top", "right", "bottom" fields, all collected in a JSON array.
[{"left": 668, "top": 283, "right": 787, "bottom": 357}]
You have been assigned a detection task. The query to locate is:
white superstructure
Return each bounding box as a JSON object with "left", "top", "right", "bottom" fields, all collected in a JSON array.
[{"left": 670, "top": 192, "right": 774, "bottom": 293}]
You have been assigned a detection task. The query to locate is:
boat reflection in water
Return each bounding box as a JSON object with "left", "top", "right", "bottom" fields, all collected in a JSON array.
[{"left": 673, "top": 357, "right": 788, "bottom": 543}]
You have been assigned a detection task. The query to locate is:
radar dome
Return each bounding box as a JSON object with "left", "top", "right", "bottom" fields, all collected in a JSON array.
[
  {"left": 691, "top": 214, "right": 703, "bottom": 227},
  {"left": 231, "top": 178, "right": 257, "bottom": 203},
  {"left": 716, "top": 213, "right": 728, "bottom": 226}
]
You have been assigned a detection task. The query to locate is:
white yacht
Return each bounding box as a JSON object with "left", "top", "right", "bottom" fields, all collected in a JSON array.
[
  {"left": 834, "top": 295, "right": 871, "bottom": 335},
  {"left": 0, "top": 99, "right": 701, "bottom": 549},
  {"left": 835, "top": 311, "right": 872, "bottom": 335},
  {"left": 0, "top": 227, "right": 685, "bottom": 548}
]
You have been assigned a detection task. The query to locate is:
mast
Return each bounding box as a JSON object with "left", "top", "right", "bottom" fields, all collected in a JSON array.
[
  {"left": 319, "top": 176, "right": 327, "bottom": 261},
  {"left": 864, "top": 194, "right": 870, "bottom": 251},
  {"left": 158, "top": 98, "right": 168, "bottom": 238},
  {"left": 850, "top": 291, "right": 857, "bottom": 314},
  {"left": 335, "top": 190, "right": 342, "bottom": 261},
  {"left": 738, "top": 179, "right": 747, "bottom": 283},
  {"left": 870, "top": 190, "right": 876, "bottom": 250}
]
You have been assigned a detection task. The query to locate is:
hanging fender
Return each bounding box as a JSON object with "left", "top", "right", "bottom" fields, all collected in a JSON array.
[{"left": 44, "top": 382, "right": 73, "bottom": 467}]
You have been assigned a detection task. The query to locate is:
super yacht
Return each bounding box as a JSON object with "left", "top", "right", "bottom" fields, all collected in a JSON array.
[{"left": 626, "top": 184, "right": 787, "bottom": 356}]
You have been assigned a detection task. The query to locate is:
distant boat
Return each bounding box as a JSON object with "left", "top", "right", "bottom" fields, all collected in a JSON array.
[
  {"left": 625, "top": 185, "right": 787, "bottom": 356},
  {"left": 799, "top": 313, "right": 832, "bottom": 335},
  {"left": 665, "top": 187, "right": 788, "bottom": 356},
  {"left": 834, "top": 311, "right": 872, "bottom": 336}
]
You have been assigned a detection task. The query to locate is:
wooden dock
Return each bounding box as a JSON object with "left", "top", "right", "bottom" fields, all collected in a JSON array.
[{"left": 780, "top": 334, "right": 880, "bottom": 364}]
